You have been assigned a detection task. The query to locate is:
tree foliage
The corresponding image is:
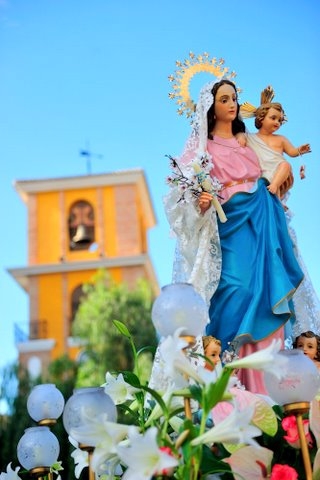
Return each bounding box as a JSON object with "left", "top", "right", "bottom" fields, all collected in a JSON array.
[
  {"left": 0, "top": 364, "right": 31, "bottom": 470},
  {"left": 72, "top": 270, "right": 158, "bottom": 386}
]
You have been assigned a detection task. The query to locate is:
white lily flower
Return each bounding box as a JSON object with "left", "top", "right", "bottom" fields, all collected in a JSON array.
[
  {"left": 224, "top": 445, "right": 273, "bottom": 480},
  {"left": 70, "top": 412, "right": 130, "bottom": 473},
  {"left": 91, "top": 447, "right": 120, "bottom": 474},
  {"left": 117, "top": 426, "right": 178, "bottom": 480},
  {"left": 102, "top": 372, "right": 140, "bottom": 405},
  {"left": 169, "top": 415, "right": 184, "bottom": 433},
  {"left": 191, "top": 405, "right": 261, "bottom": 447},
  {"left": 95, "top": 453, "right": 123, "bottom": 479},
  {"left": 70, "top": 412, "right": 129, "bottom": 448},
  {"left": 196, "top": 362, "right": 222, "bottom": 385},
  {"left": 69, "top": 436, "right": 89, "bottom": 479},
  {"left": 145, "top": 387, "right": 183, "bottom": 427},
  {"left": 159, "top": 328, "right": 204, "bottom": 386},
  {"left": 93, "top": 437, "right": 131, "bottom": 476},
  {"left": 0, "top": 463, "right": 21, "bottom": 480},
  {"left": 226, "top": 339, "right": 288, "bottom": 379}
]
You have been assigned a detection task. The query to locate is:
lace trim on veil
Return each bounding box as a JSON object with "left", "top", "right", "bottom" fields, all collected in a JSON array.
[
  {"left": 285, "top": 209, "right": 320, "bottom": 337},
  {"left": 165, "top": 188, "right": 221, "bottom": 306}
]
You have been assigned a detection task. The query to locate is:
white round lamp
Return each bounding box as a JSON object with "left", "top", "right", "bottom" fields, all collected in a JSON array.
[
  {"left": 62, "top": 386, "right": 117, "bottom": 446},
  {"left": 17, "top": 426, "right": 59, "bottom": 475},
  {"left": 151, "top": 283, "right": 208, "bottom": 338},
  {"left": 264, "top": 349, "right": 320, "bottom": 406},
  {"left": 27, "top": 384, "right": 65, "bottom": 425}
]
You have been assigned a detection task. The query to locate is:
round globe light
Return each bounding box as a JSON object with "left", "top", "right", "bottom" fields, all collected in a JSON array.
[
  {"left": 17, "top": 426, "right": 59, "bottom": 470},
  {"left": 27, "top": 384, "right": 65, "bottom": 423},
  {"left": 264, "top": 349, "right": 320, "bottom": 405},
  {"left": 151, "top": 283, "right": 208, "bottom": 337},
  {"left": 62, "top": 387, "right": 117, "bottom": 446}
]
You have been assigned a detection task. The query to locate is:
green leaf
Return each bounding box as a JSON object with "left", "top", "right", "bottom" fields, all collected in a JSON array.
[
  {"left": 189, "top": 384, "right": 203, "bottom": 404},
  {"left": 141, "top": 385, "right": 170, "bottom": 418},
  {"left": 137, "top": 345, "right": 156, "bottom": 356},
  {"left": 209, "top": 368, "right": 233, "bottom": 407},
  {"left": 113, "top": 319, "right": 131, "bottom": 338},
  {"left": 201, "top": 444, "right": 232, "bottom": 475},
  {"left": 121, "top": 371, "right": 141, "bottom": 388}
]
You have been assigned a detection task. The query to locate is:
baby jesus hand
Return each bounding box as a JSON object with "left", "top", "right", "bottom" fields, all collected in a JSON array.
[
  {"left": 298, "top": 143, "right": 311, "bottom": 155},
  {"left": 235, "top": 132, "right": 247, "bottom": 147}
]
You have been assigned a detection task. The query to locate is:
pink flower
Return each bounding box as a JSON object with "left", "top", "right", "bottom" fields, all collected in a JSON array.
[
  {"left": 281, "top": 415, "right": 313, "bottom": 449},
  {"left": 270, "top": 464, "right": 298, "bottom": 480}
]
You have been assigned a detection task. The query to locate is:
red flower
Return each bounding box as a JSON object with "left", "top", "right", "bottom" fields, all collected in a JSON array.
[
  {"left": 281, "top": 415, "right": 313, "bottom": 449},
  {"left": 270, "top": 464, "right": 298, "bottom": 480}
]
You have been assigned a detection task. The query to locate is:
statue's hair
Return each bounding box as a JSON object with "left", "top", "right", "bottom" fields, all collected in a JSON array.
[
  {"left": 207, "top": 79, "right": 245, "bottom": 138},
  {"left": 202, "top": 335, "right": 221, "bottom": 352},
  {"left": 254, "top": 102, "right": 285, "bottom": 129}
]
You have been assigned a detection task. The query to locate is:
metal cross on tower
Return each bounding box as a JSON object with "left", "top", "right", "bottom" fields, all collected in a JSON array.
[{"left": 79, "top": 143, "right": 103, "bottom": 174}]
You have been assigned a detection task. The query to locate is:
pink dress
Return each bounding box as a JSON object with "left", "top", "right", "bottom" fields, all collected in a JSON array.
[{"left": 206, "top": 136, "right": 261, "bottom": 204}]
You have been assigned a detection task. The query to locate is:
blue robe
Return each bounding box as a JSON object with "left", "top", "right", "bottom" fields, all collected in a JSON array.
[{"left": 206, "top": 179, "right": 304, "bottom": 352}]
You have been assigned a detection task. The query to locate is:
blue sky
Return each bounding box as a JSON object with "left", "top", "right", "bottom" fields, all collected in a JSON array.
[{"left": 1, "top": 0, "right": 319, "bottom": 370}]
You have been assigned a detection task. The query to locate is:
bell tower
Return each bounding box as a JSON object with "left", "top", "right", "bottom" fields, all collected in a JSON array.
[{"left": 8, "top": 169, "right": 158, "bottom": 376}]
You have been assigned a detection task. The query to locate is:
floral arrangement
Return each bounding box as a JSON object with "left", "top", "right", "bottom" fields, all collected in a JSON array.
[
  {"left": 2, "top": 321, "right": 320, "bottom": 480},
  {"left": 165, "top": 154, "right": 227, "bottom": 222}
]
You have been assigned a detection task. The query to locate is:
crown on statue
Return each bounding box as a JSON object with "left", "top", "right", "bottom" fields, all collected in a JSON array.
[
  {"left": 240, "top": 85, "right": 285, "bottom": 119},
  {"left": 168, "top": 52, "right": 239, "bottom": 120}
]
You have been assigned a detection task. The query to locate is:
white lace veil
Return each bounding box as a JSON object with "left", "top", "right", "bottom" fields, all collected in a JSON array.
[
  {"left": 164, "top": 80, "right": 224, "bottom": 306},
  {"left": 178, "top": 81, "right": 216, "bottom": 165},
  {"left": 193, "top": 81, "right": 216, "bottom": 152}
]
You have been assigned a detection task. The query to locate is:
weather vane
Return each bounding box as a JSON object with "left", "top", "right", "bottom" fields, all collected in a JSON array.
[{"left": 79, "top": 142, "right": 103, "bottom": 174}]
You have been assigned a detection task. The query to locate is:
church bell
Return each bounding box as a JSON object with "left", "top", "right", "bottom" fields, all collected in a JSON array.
[{"left": 72, "top": 224, "right": 91, "bottom": 243}]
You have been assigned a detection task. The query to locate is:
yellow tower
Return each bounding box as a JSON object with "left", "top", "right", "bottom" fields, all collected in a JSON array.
[{"left": 8, "top": 169, "right": 158, "bottom": 376}]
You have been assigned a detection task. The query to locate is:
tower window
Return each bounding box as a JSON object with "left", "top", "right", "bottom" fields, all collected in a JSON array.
[
  {"left": 68, "top": 200, "right": 95, "bottom": 250},
  {"left": 70, "top": 284, "right": 86, "bottom": 335}
]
